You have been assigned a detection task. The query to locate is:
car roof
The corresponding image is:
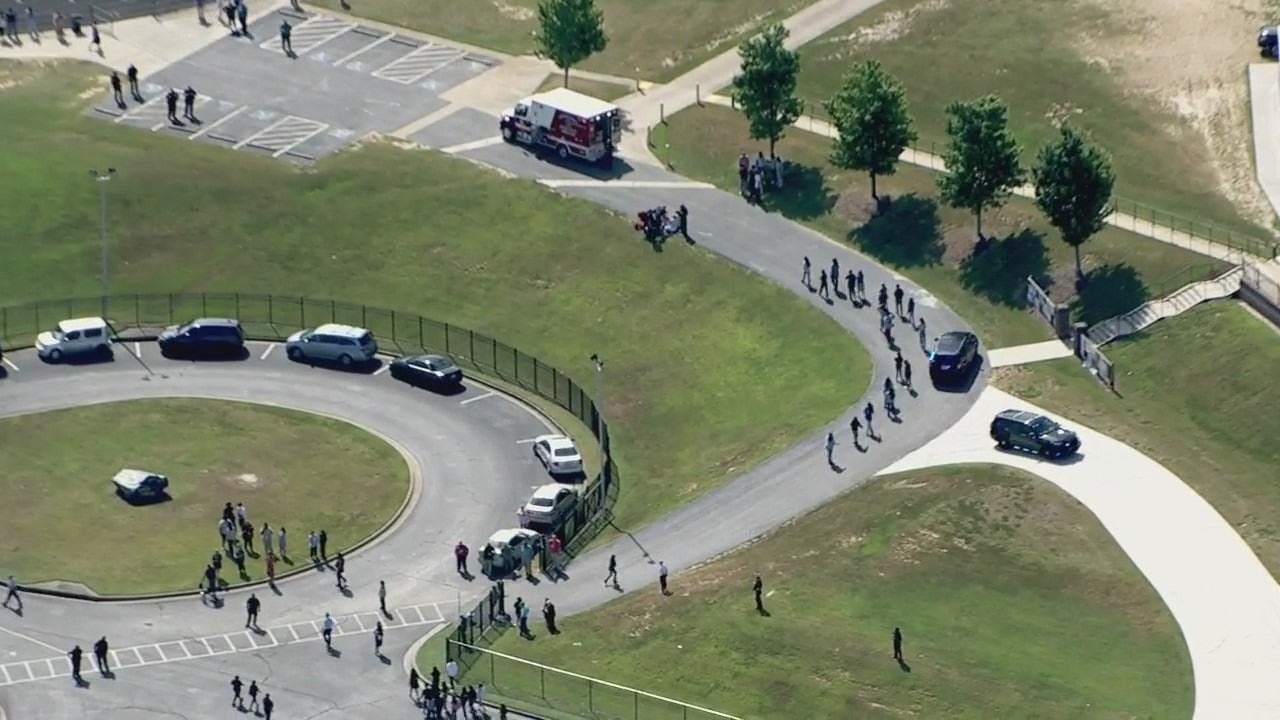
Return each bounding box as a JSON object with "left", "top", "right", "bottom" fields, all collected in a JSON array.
[
  {"left": 408, "top": 354, "right": 454, "bottom": 365},
  {"left": 531, "top": 484, "right": 567, "bottom": 500},
  {"left": 996, "top": 409, "right": 1043, "bottom": 423},
  {"left": 58, "top": 316, "right": 108, "bottom": 332},
  {"left": 313, "top": 323, "right": 370, "bottom": 337},
  {"left": 536, "top": 434, "right": 576, "bottom": 448},
  {"left": 935, "top": 331, "right": 974, "bottom": 352},
  {"left": 186, "top": 317, "right": 240, "bottom": 327},
  {"left": 488, "top": 528, "right": 540, "bottom": 546}
]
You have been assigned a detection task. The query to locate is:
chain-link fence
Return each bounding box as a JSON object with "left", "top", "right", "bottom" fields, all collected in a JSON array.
[
  {"left": 0, "top": 292, "right": 619, "bottom": 554},
  {"left": 447, "top": 641, "right": 742, "bottom": 720}
]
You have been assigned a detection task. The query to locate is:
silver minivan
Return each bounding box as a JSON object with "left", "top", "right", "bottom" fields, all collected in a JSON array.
[{"left": 285, "top": 323, "right": 378, "bottom": 366}]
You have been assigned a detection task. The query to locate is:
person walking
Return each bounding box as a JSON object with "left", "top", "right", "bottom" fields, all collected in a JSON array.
[
  {"left": 322, "top": 612, "right": 336, "bottom": 650},
  {"left": 818, "top": 270, "right": 829, "bottom": 300},
  {"left": 334, "top": 551, "right": 346, "bottom": 589},
  {"left": 110, "top": 71, "right": 124, "bottom": 106},
  {"left": 542, "top": 599, "right": 558, "bottom": 634},
  {"left": 235, "top": 0, "right": 248, "bottom": 35},
  {"left": 893, "top": 283, "right": 905, "bottom": 316},
  {"left": 223, "top": 0, "right": 236, "bottom": 30},
  {"left": 849, "top": 416, "right": 861, "bottom": 445},
  {"left": 3, "top": 574, "right": 20, "bottom": 612},
  {"left": 219, "top": 517, "right": 235, "bottom": 551},
  {"left": 918, "top": 316, "right": 928, "bottom": 350},
  {"left": 430, "top": 665, "right": 441, "bottom": 692},
  {"left": 89, "top": 23, "right": 101, "bottom": 53},
  {"left": 517, "top": 600, "right": 531, "bottom": 637},
  {"left": 801, "top": 256, "right": 811, "bottom": 287},
  {"left": 68, "top": 645, "right": 84, "bottom": 684},
  {"left": 677, "top": 204, "right": 691, "bottom": 242},
  {"left": 126, "top": 64, "right": 140, "bottom": 101},
  {"left": 907, "top": 296, "right": 916, "bottom": 325},
  {"left": 245, "top": 593, "right": 260, "bottom": 628},
  {"left": 845, "top": 270, "right": 856, "bottom": 304},
  {"left": 235, "top": 502, "right": 248, "bottom": 526},
  {"left": 308, "top": 531, "right": 319, "bottom": 562},
  {"left": 378, "top": 579, "right": 387, "bottom": 614},
  {"left": 261, "top": 524, "right": 274, "bottom": 557},
  {"left": 24, "top": 6, "right": 35, "bottom": 39},
  {"left": 856, "top": 270, "right": 866, "bottom": 300},
  {"left": 864, "top": 402, "right": 875, "bottom": 437},
  {"left": 195, "top": 0, "right": 206, "bottom": 24},
  {"left": 248, "top": 680, "right": 260, "bottom": 712},
  {"left": 454, "top": 541, "right": 469, "bottom": 575},
  {"left": 752, "top": 575, "right": 764, "bottom": 613},
  {"left": 202, "top": 563, "right": 219, "bottom": 604},
  {"left": 894, "top": 351, "right": 904, "bottom": 383},
  {"left": 279, "top": 18, "right": 293, "bottom": 56},
  {"left": 230, "top": 675, "right": 244, "bottom": 708},
  {"left": 231, "top": 543, "right": 247, "bottom": 578},
  {"left": 409, "top": 667, "right": 421, "bottom": 701},
  {"left": 373, "top": 620, "right": 384, "bottom": 655},
  {"left": 262, "top": 693, "right": 274, "bottom": 720},
  {"left": 880, "top": 311, "right": 894, "bottom": 344},
  {"left": 165, "top": 87, "right": 179, "bottom": 124},
  {"left": 266, "top": 552, "right": 276, "bottom": 585},
  {"left": 658, "top": 561, "right": 669, "bottom": 595},
  {"left": 893, "top": 627, "right": 904, "bottom": 661},
  {"left": 903, "top": 359, "right": 913, "bottom": 388},
  {"left": 278, "top": 527, "right": 288, "bottom": 560},
  {"left": 878, "top": 283, "right": 888, "bottom": 311},
  {"left": 884, "top": 379, "right": 897, "bottom": 415},
  {"left": 318, "top": 529, "right": 328, "bottom": 560},
  {"left": 829, "top": 258, "right": 839, "bottom": 291},
  {"left": 603, "top": 554, "right": 618, "bottom": 588},
  {"left": 241, "top": 520, "right": 255, "bottom": 555},
  {"left": 446, "top": 659, "right": 460, "bottom": 689},
  {"left": 93, "top": 636, "right": 110, "bottom": 676},
  {"left": 824, "top": 431, "right": 835, "bottom": 465}
]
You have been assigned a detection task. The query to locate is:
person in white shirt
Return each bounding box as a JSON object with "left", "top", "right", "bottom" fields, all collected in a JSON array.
[
  {"left": 445, "top": 659, "right": 459, "bottom": 688},
  {"left": 235, "top": 502, "right": 248, "bottom": 526},
  {"left": 261, "top": 524, "right": 274, "bottom": 556},
  {"left": 322, "top": 613, "right": 337, "bottom": 650},
  {"left": 278, "top": 527, "right": 288, "bottom": 559}
]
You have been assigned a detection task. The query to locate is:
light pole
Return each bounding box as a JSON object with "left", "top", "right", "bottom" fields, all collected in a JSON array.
[
  {"left": 90, "top": 168, "right": 116, "bottom": 320},
  {"left": 589, "top": 353, "right": 606, "bottom": 467}
]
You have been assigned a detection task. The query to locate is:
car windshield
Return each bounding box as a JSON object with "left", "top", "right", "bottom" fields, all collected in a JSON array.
[
  {"left": 531, "top": 498, "right": 554, "bottom": 507},
  {"left": 935, "top": 334, "right": 965, "bottom": 355},
  {"left": 1029, "top": 417, "right": 1058, "bottom": 434},
  {"left": 47, "top": 327, "right": 67, "bottom": 339},
  {"left": 553, "top": 448, "right": 577, "bottom": 458}
]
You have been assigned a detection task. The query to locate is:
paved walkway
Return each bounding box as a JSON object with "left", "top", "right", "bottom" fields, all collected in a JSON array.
[
  {"left": 986, "top": 340, "right": 1074, "bottom": 368},
  {"left": 880, "top": 386, "right": 1280, "bottom": 719}
]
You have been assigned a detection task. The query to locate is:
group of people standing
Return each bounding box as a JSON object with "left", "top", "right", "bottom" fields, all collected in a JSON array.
[
  {"left": 202, "top": 501, "right": 307, "bottom": 603},
  {"left": 737, "top": 151, "right": 785, "bottom": 205},
  {"left": 410, "top": 663, "right": 490, "bottom": 719}
]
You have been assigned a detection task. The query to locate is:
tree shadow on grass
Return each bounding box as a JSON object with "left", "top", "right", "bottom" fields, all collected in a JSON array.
[
  {"left": 767, "top": 163, "right": 837, "bottom": 221},
  {"left": 848, "top": 193, "right": 944, "bottom": 268},
  {"left": 1070, "top": 263, "right": 1150, "bottom": 325},
  {"left": 959, "top": 228, "right": 1051, "bottom": 307}
]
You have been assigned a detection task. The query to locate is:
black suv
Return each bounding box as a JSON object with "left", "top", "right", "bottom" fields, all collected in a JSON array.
[
  {"left": 158, "top": 318, "right": 246, "bottom": 358},
  {"left": 990, "top": 409, "right": 1081, "bottom": 458},
  {"left": 928, "top": 331, "right": 980, "bottom": 385}
]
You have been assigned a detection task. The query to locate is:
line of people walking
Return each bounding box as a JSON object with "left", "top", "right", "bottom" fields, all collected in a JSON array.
[{"left": 107, "top": 67, "right": 202, "bottom": 125}]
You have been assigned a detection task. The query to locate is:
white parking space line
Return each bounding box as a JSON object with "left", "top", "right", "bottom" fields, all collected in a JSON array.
[
  {"left": 261, "top": 16, "right": 355, "bottom": 55},
  {"left": 150, "top": 96, "right": 213, "bottom": 131},
  {"left": 134, "top": 342, "right": 142, "bottom": 356},
  {"left": 439, "top": 136, "right": 504, "bottom": 155},
  {"left": 285, "top": 625, "right": 299, "bottom": 642},
  {"left": 372, "top": 363, "right": 389, "bottom": 375},
  {"left": 272, "top": 122, "right": 330, "bottom": 157},
  {"left": 333, "top": 31, "right": 393, "bottom": 66},
  {"left": 423, "top": 604, "right": 446, "bottom": 622},
  {"left": 0, "top": 665, "right": 10, "bottom": 683},
  {"left": 2, "top": 356, "right": 19, "bottom": 372},
  {"left": 459, "top": 391, "right": 495, "bottom": 405},
  {"left": 114, "top": 93, "right": 165, "bottom": 123},
  {"left": 236, "top": 116, "right": 328, "bottom": 153},
  {"left": 260, "top": 343, "right": 275, "bottom": 360},
  {"left": 370, "top": 42, "right": 465, "bottom": 84},
  {"left": 43, "top": 659, "right": 55, "bottom": 676},
  {"left": 189, "top": 105, "right": 247, "bottom": 140}
]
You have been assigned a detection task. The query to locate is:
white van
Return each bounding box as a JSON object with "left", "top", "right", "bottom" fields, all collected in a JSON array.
[
  {"left": 35, "top": 317, "right": 112, "bottom": 361},
  {"left": 285, "top": 323, "right": 378, "bottom": 366}
]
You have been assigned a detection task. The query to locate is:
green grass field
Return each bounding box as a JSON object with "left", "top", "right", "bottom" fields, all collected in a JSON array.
[
  {"left": 312, "top": 0, "right": 812, "bottom": 81},
  {"left": 534, "top": 73, "right": 632, "bottom": 101},
  {"left": 463, "top": 466, "right": 1192, "bottom": 719},
  {"left": 995, "top": 302, "right": 1280, "bottom": 579},
  {"left": 0, "top": 60, "right": 868, "bottom": 533},
  {"left": 796, "top": 0, "right": 1268, "bottom": 240},
  {"left": 656, "top": 104, "right": 1224, "bottom": 347},
  {"left": 0, "top": 399, "right": 407, "bottom": 595}
]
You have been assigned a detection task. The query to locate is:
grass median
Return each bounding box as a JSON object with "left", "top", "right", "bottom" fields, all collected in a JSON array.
[
  {"left": 470, "top": 465, "right": 1192, "bottom": 719},
  {"left": 0, "top": 398, "right": 408, "bottom": 596},
  {"left": 994, "top": 302, "right": 1280, "bottom": 579},
  {"left": 0, "top": 60, "right": 868, "bottom": 533},
  {"left": 655, "top": 104, "right": 1222, "bottom": 347}
]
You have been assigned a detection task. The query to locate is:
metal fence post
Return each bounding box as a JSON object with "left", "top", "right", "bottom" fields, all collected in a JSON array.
[
  {"left": 540, "top": 667, "right": 546, "bottom": 698},
  {"left": 469, "top": 330, "right": 475, "bottom": 363},
  {"left": 202, "top": 292, "right": 207, "bottom": 316},
  {"left": 235, "top": 293, "right": 241, "bottom": 320},
  {"left": 588, "top": 680, "right": 594, "bottom": 713}
]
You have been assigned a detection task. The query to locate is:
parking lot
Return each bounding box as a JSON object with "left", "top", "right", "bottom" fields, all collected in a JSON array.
[{"left": 88, "top": 11, "right": 499, "bottom": 161}]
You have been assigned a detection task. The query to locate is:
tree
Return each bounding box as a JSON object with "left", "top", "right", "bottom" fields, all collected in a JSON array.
[
  {"left": 824, "top": 60, "right": 916, "bottom": 204},
  {"left": 730, "top": 23, "right": 804, "bottom": 156},
  {"left": 1032, "top": 125, "right": 1116, "bottom": 281},
  {"left": 535, "top": 0, "right": 609, "bottom": 88},
  {"left": 936, "top": 95, "right": 1025, "bottom": 240}
]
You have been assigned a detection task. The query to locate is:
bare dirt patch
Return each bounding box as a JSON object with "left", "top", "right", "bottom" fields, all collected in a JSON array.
[
  {"left": 1071, "top": 0, "right": 1275, "bottom": 225},
  {"left": 819, "top": 0, "right": 950, "bottom": 57}
]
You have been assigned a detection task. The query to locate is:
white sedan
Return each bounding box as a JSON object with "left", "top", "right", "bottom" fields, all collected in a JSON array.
[
  {"left": 532, "top": 434, "right": 584, "bottom": 476},
  {"left": 522, "top": 484, "right": 579, "bottom": 525}
]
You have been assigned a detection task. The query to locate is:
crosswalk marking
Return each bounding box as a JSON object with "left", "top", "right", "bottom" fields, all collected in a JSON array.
[
  {"left": 0, "top": 602, "right": 446, "bottom": 688},
  {"left": 261, "top": 16, "right": 355, "bottom": 55},
  {"left": 370, "top": 42, "right": 465, "bottom": 84}
]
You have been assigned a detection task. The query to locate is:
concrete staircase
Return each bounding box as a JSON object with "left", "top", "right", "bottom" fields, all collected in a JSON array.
[{"left": 1087, "top": 266, "right": 1244, "bottom": 346}]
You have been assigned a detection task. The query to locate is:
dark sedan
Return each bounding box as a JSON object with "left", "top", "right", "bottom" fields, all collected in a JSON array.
[
  {"left": 390, "top": 354, "right": 464, "bottom": 389},
  {"left": 928, "top": 330, "right": 980, "bottom": 386}
]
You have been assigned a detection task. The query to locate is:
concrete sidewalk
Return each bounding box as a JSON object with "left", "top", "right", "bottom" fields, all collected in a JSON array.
[{"left": 987, "top": 340, "right": 1073, "bottom": 368}]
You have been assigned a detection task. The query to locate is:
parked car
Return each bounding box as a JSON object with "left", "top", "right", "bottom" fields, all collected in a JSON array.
[
  {"left": 389, "top": 354, "right": 464, "bottom": 389},
  {"left": 158, "top": 318, "right": 246, "bottom": 358},
  {"left": 989, "top": 409, "right": 1081, "bottom": 458},
  {"left": 482, "top": 527, "right": 543, "bottom": 577},
  {"left": 928, "top": 330, "right": 980, "bottom": 385},
  {"left": 285, "top": 323, "right": 378, "bottom": 366},
  {"left": 111, "top": 468, "right": 170, "bottom": 502},
  {"left": 532, "top": 434, "right": 584, "bottom": 477},
  {"left": 521, "top": 484, "right": 579, "bottom": 526},
  {"left": 35, "top": 317, "right": 112, "bottom": 362}
]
